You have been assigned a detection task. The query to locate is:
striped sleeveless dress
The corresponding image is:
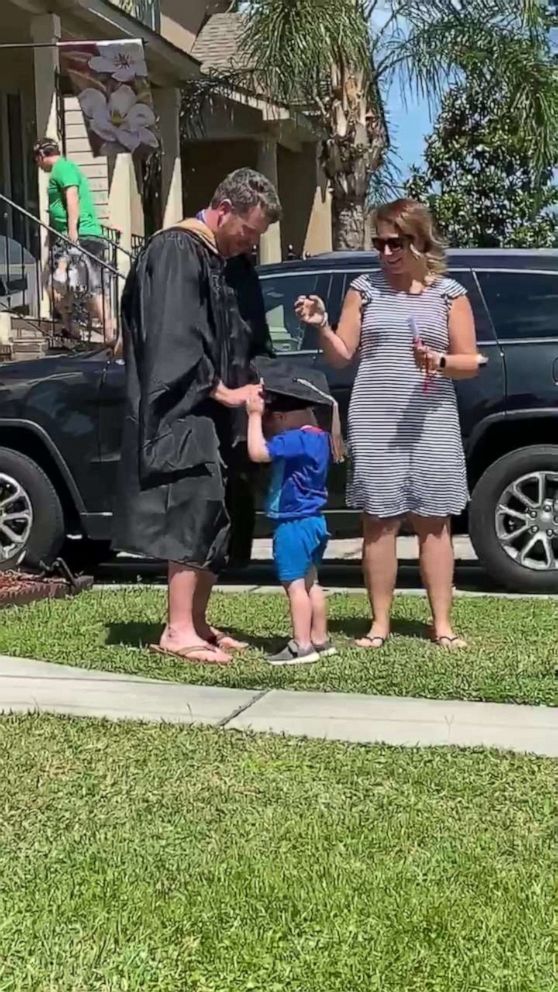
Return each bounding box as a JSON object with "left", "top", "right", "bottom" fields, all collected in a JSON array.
[{"left": 346, "top": 270, "right": 469, "bottom": 518}]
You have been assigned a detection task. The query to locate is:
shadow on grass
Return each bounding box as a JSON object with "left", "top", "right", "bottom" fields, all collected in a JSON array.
[
  {"left": 106, "top": 622, "right": 282, "bottom": 654},
  {"left": 328, "top": 616, "right": 431, "bottom": 641}
]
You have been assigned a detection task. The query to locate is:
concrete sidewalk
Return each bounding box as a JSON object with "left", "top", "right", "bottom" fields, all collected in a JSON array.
[{"left": 1, "top": 655, "right": 556, "bottom": 757}]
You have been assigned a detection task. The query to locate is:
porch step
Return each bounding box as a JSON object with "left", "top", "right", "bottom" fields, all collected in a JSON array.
[{"left": 10, "top": 317, "right": 62, "bottom": 338}]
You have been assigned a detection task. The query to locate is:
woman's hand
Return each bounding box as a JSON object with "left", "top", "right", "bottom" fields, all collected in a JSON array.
[
  {"left": 294, "top": 294, "right": 327, "bottom": 327},
  {"left": 413, "top": 340, "right": 442, "bottom": 375}
]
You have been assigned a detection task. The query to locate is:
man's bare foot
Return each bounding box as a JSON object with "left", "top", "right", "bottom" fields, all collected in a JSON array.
[{"left": 157, "top": 628, "right": 231, "bottom": 664}]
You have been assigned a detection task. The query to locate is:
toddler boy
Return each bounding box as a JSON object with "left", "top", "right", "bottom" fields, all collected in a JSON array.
[{"left": 246, "top": 367, "right": 339, "bottom": 665}]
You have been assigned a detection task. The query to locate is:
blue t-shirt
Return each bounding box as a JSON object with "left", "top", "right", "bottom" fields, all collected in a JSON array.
[{"left": 265, "top": 426, "right": 330, "bottom": 521}]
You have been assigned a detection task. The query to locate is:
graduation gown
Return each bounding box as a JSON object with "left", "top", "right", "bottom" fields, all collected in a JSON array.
[{"left": 112, "top": 221, "right": 264, "bottom": 573}]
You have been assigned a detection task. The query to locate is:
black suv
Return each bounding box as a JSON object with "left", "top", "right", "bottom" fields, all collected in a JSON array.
[{"left": 1, "top": 248, "right": 558, "bottom": 592}]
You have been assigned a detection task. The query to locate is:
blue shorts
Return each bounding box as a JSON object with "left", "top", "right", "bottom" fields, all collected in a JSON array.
[{"left": 272, "top": 515, "right": 330, "bottom": 583}]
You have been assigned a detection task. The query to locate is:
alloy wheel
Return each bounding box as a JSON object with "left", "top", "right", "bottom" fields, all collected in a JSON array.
[
  {"left": 496, "top": 471, "right": 558, "bottom": 571},
  {"left": 0, "top": 473, "right": 33, "bottom": 564}
]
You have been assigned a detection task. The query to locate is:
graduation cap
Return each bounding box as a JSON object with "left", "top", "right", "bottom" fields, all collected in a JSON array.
[{"left": 253, "top": 356, "right": 345, "bottom": 463}]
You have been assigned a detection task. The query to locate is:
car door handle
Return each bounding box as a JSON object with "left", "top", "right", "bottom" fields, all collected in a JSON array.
[{"left": 553, "top": 359, "right": 558, "bottom": 384}]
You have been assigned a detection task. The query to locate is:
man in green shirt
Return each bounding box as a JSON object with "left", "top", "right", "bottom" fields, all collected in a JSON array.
[{"left": 34, "top": 137, "right": 115, "bottom": 344}]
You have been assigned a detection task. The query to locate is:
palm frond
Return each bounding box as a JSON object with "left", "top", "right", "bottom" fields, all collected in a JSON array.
[
  {"left": 372, "top": 0, "right": 558, "bottom": 168},
  {"left": 237, "top": 0, "right": 372, "bottom": 105}
]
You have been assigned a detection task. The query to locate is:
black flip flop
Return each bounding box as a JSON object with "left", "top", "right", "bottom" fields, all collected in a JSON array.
[{"left": 354, "top": 634, "right": 388, "bottom": 650}]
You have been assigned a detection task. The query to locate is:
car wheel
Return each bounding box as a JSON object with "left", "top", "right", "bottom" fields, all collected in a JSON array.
[
  {"left": 0, "top": 447, "right": 65, "bottom": 571},
  {"left": 469, "top": 445, "right": 558, "bottom": 593}
]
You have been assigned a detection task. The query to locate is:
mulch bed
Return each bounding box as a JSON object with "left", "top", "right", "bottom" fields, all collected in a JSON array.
[{"left": 0, "top": 571, "right": 93, "bottom": 609}]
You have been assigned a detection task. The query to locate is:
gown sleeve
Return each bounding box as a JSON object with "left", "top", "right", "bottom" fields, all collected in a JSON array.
[
  {"left": 136, "top": 232, "right": 220, "bottom": 484},
  {"left": 225, "top": 254, "right": 274, "bottom": 358}
]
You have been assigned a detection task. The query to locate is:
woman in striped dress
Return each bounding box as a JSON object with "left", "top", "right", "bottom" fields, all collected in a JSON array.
[{"left": 295, "top": 199, "right": 483, "bottom": 649}]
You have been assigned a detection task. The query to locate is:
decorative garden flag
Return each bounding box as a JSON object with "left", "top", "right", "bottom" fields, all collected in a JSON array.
[{"left": 60, "top": 40, "right": 160, "bottom": 158}]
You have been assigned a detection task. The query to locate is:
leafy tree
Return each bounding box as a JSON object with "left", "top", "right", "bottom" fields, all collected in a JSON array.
[
  {"left": 185, "top": 0, "right": 558, "bottom": 250},
  {"left": 407, "top": 82, "right": 558, "bottom": 248}
]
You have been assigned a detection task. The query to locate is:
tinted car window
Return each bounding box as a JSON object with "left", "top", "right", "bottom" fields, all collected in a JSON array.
[
  {"left": 261, "top": 273, "right": 319, "bottom": 352},
  {"left": 476, "top": 271, "right": 558, "bottom": 340}
]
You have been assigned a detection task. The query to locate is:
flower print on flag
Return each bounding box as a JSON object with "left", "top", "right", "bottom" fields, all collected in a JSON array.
[
  {"left": 78, "top": 85, "right": 158, "bottom": 154},
  {"left": 88, "top": 42, "right": 148, "bottom": 83}
]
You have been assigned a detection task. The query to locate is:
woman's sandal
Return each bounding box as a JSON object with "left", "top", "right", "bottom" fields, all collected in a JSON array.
[
  {"left": 149, "top": 643, "right": 232, "bottom": 665},
  {"left": 432, "top": 635, "right": 467, "bottom": 650},
  {"left": 354, "top": 634, "right": 389, "bottom": 650}
]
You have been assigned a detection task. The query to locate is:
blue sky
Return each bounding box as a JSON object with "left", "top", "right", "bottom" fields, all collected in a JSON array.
[
  {"left": 372, "top": 2, "right": 435, "bottom": 182},
  {"left": 384, "top": 22, "right": 558, "bottom": 182},
  {"left": 385, "top": 88, "right": 433, "bottom": 180}
]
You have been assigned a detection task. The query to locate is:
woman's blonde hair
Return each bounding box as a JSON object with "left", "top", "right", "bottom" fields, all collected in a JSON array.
[{"left": 371, "top": 198, "right": 447, "bottom": 281}]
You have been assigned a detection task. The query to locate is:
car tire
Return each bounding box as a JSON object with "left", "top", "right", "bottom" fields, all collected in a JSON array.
[
  {"left": 469, "top": 445, "right": 558, "bottom": 593},
  {"left": 0, "top": 447, "right": 65, "bottom": 571}
]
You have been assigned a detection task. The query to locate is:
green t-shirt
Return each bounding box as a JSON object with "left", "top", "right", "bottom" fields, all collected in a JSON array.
[{"left": 48, "top": 157, "right": 102, "bottom": 238}]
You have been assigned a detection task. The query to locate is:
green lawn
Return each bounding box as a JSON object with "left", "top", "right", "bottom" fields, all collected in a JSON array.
[
  {"left": 1, "top": 715, "right": 556, "bottom": 992},
  {"left": 0, "top": 589, "right": 556, "bottom": 705}
]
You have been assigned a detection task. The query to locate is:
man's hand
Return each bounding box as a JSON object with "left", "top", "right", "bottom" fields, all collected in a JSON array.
[
  {"left": 228, "top": 382, "right": 263, "bottom": 408},
  {"left": 246, "top": 390, "right": 265, "bottom": 416},
  {"left": 211, "top": 380, "right": 263, "bottom": 408},
  {"left": 65, "top": 186, "right": 80, "bottom": 244}
]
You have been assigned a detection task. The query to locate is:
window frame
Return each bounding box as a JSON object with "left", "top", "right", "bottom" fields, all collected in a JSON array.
[
  {"left": 260, "top": 265, "right": 501, "bottom": 354},
  {"left": 259, "top": 269, "right": 334, "bottom": 355},
  {"left": 474, "top": 268, "right": 558, "bottom": 344}
]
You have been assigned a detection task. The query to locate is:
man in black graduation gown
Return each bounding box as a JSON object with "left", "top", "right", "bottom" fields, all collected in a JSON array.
[{"left": 113, "top": 169, "right": 281, "bottom": 664}]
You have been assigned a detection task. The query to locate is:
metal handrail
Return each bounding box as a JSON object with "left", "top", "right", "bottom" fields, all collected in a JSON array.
[
  {"left": 0, "top": 191, "right": 124, "bottom": 350},
  {"left": 0, "top": 191, "right": 122, "bottom": 280},
  {"left": 101, "top": 224, "right": 135, "bottom": 261},
  {"left": 131, "top": 232, "right": 145, "bottom": 255}
]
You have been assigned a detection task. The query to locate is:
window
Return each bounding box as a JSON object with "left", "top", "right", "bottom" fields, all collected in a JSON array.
[
  {"left": 261, "top": 273, "right": 319, "bottom": 352},
  {"left": 477, "top": 271, "right": 558, "bottom": 340}
]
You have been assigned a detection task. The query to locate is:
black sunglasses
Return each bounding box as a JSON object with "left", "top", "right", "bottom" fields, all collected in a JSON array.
[{"left": 372, "top": 236, "right": 407, "bottom": 254}]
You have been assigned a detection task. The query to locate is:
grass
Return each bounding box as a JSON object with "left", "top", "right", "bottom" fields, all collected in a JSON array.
[
  {"left": 0, "top": 715, "right": 556, "bottom": 991},
  {"left": 0, "top": 589, "right": 556, "bottom": 706}
]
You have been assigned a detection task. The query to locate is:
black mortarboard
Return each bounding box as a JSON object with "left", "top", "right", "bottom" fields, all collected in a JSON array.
[{"left": 253, "top": 356, "right": 345, "bottom": 462}]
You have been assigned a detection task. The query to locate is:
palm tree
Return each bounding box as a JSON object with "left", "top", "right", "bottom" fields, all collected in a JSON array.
[{"left": 204, "top": 0, "right": 558, "bottom": 249}]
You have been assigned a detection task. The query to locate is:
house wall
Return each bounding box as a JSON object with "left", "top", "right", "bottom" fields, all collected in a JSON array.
[
  {"left": 182, "top": 139, "right": 258, "bottom": 216},
  {"left": 278, "top": 143, "right": 332, "bottom": 257},
  {"left": 63, "top": 97, "right": 110, "bottom": 225},
  {"left": 0, "top": 3, "right": 39, "bottom": 223}
]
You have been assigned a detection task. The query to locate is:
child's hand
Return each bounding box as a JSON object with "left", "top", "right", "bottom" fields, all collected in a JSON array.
[{"left": 246, "top": 389, "right": 265, "bottom": 416}]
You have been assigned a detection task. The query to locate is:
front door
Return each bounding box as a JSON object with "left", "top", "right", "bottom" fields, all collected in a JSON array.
[{"left": 0, "top": 90, "right": 30, "bottom": 248}]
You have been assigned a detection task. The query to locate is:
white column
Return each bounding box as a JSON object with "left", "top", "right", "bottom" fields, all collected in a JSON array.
[
  {"left": 31, "top": 13, "right": 61, "bottom": 317},
  {"left": 257, "top": 138, "right": 282, "bottom": 264},
  {"left": 108, "top": 154, "right": 134, "bottom": 267},
  {"left": 153, "top": 86, "right": 183, "bottom": 227},
  {"left": 31, "top": 13, "right": 61, "bottom": 229},
  {"left": 304, "top": 143, "right": 333, "bottom": 255}
]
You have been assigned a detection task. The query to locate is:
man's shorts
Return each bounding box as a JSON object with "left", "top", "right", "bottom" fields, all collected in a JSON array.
[
  {"left": 272, "top": 514, "right": 330, "bottom": 583},
  {"left": 51, "top": 236, "right": 107, "bottom": 298}
]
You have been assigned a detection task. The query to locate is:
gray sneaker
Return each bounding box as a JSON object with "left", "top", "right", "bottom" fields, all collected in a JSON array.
[
  {"left": 266, "top": 640, "right": 320, "bottom": 667},
  {"left": 313, "top": 639, "right": 337, "bottom": 657}
]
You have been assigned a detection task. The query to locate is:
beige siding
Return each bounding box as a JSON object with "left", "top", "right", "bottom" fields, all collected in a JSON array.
[{"left": 63, "top": 96, "right": 109, "bottom": 223}]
